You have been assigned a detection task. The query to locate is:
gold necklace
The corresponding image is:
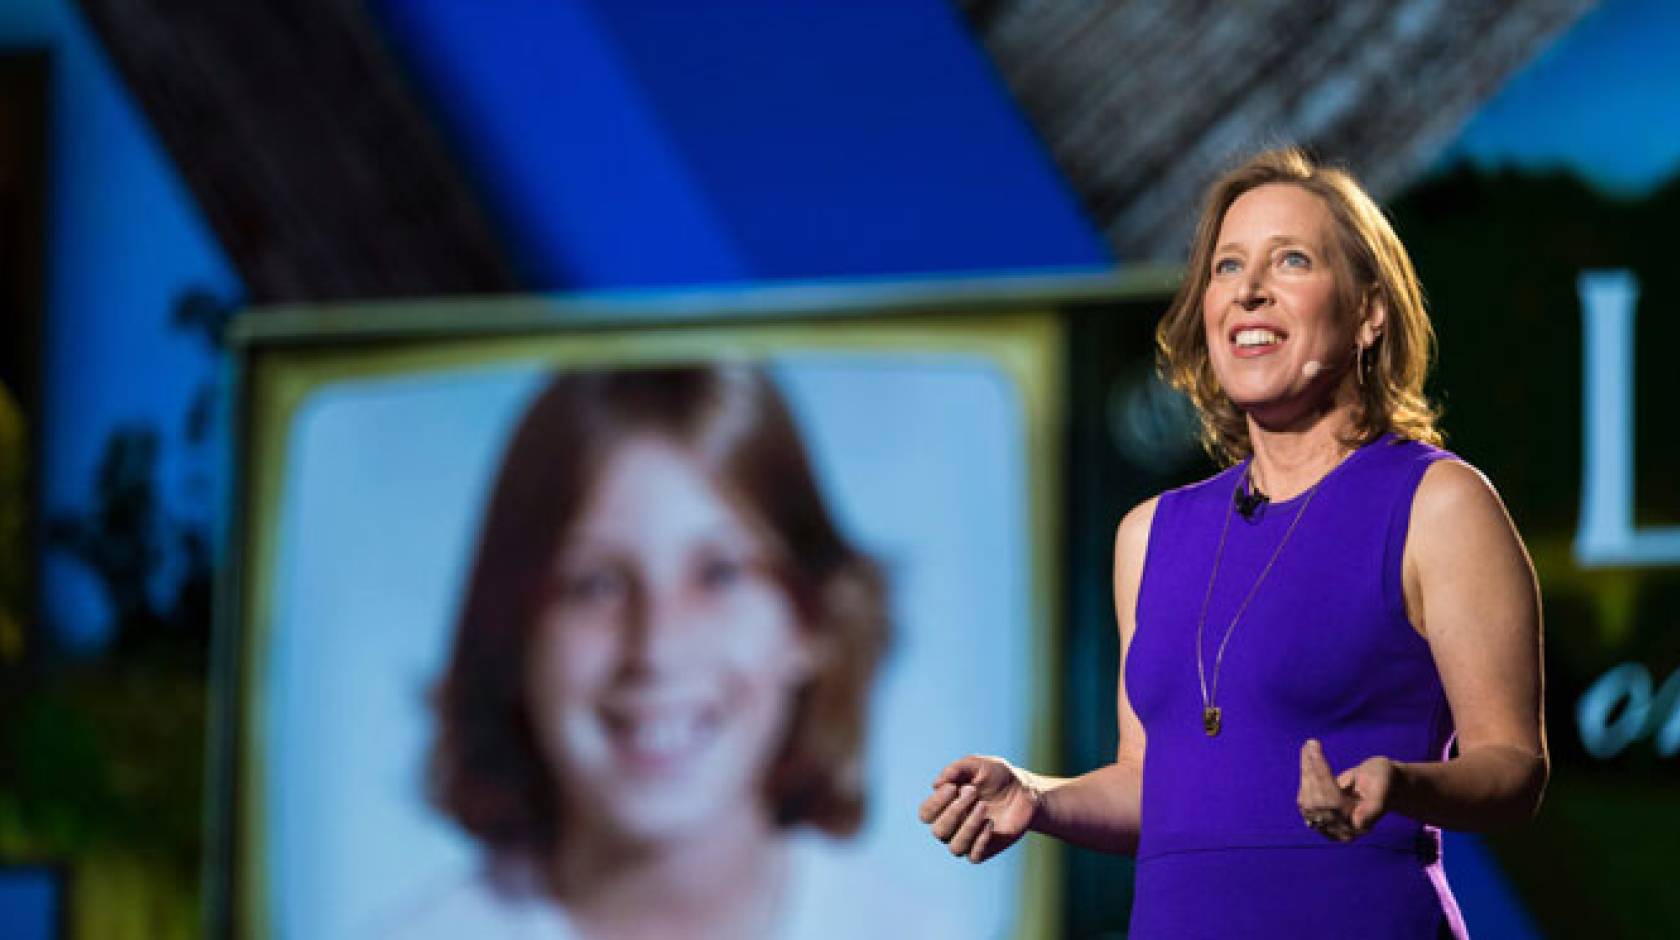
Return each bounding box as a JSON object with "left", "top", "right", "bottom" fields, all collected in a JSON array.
[{"left": 1194, "top": 459, "right": 1336, "bottom": 737}]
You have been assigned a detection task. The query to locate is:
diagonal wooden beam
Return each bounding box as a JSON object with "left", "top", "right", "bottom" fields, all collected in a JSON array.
[
  {"left": 75, "top": 0, "right": 519, "bottom": 301},
  {"left": 960, "top": 0, "right": 1598, "bottom": 262}
]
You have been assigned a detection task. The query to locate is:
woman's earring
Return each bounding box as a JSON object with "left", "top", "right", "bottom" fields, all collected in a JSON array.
[{"left": 1355, "top": 343, "right": 1367, "bottom": 388}]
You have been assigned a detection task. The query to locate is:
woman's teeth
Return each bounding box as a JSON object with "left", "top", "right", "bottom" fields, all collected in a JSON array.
[
  {"left": 608, "top": 709, "right": 715, "bottom": 759},
  {"left": 1234, "top": 328, "right": 1282, "bottom": 348},
  {"left": 635, "top": 717, "right": 697, "bottom": 754}
]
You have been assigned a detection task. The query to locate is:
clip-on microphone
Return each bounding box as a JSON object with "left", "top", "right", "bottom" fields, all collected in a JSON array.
[{"left": 1234, "top": 475, "right": 1268, "bottom": 520}]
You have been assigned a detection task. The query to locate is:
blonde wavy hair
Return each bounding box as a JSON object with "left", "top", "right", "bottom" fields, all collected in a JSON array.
[{"left": 1156, "top": 146, "right": 1442, "bottom": 465}]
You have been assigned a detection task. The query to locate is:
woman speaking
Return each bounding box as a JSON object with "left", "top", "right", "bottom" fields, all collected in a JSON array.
[{"left": 919, "top": 147, "right": 1546, "bottom": 938}]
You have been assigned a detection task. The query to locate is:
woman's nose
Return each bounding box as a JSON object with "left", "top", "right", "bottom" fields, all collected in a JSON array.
[
  {"left": 1235, "top": 272, "right": 1270, "bottom": 309},
  {"left": 621, "top": 589, "right": 692, "bottom": 675}
]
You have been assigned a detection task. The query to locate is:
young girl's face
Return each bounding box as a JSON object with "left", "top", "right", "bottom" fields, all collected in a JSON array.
[{"left": 526, "top": 435, "right": 815, "bottom": 845}]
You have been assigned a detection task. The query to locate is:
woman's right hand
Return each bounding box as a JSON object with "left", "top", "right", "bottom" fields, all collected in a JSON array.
[{"left": 918, "top": 755, "right": 1041, "bottom": 863}]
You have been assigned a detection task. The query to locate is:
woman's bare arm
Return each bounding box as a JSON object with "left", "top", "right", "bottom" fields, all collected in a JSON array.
[
  {"left": 1298, "top": 460, "right": 1547, "bottom": 838},
  {"left": 1026, "top": 497, "right": 1155, "bottom": 850},
  {"left": 920, "top": 498, "right": 1155, "bottom": 858},
  {"left": 1391, "top": 459, "right": 1547, "bottom": 828}
]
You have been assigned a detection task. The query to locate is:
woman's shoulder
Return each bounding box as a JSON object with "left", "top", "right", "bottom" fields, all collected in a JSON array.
[
  {"left": 1374, "top": 430, "right": 1462, "bottom": 466},
  {"left": 1123, "top": 463, "right": 1244, "bottom": 529},
  {"left": 1114, "top": 495, "right": 1159, "bottom": 550},
  {"left": 1112, "top": 463, "right": 1243, "bottom": 564},
  {"left": 1411, "top": 453, "right": 1505, "bottom": 526},
  {"left": 1391, "top": 439, "right": 1523, "bottom": 575},
  {"left": 1371, "top": 431, "right": 1490, "bottom": 506},
  {"left": 1335, "top": 432, "right": 1470, "bottom": 506}
]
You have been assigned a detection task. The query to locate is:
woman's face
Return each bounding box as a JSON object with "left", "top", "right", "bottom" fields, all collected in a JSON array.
[
  {"left": 526, "top": 435, "right": 813, "bottom": 846},
  {"left": 1202, "top": 183, "right": 1368, "bottom": 423}
]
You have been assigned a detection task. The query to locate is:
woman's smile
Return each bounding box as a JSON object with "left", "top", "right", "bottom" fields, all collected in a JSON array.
[
  {"left": 1229, "top": 320, "right": 1290, "bottom": 358},
  {"left": 597, "top": 695, "right": 724, "bottom": 774},
  {"left": 1203, "top": 182, "right": 1353, "bottom": 415},
  {"left": 528, "top": 436, "right": 813, "bottom": 844}
]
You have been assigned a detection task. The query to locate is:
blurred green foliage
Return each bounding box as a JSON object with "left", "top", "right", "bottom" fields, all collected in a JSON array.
[{"left": 0, "top": 289, "right": 227, "bottom": 937}]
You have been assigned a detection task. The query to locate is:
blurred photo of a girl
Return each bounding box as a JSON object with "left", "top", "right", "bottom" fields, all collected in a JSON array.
[{"left": 386, "top": 364, "right": 922, "bottom": 939}]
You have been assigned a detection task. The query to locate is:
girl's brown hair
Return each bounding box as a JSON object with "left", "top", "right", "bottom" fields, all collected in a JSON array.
[{"left": 429, "top": 365, "right": 888, "bottom": 859}]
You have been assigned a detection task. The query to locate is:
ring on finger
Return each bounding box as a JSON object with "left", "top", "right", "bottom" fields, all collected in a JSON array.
[{"left": 1304, "top": 811, "right": 1339, "bottom": 830}]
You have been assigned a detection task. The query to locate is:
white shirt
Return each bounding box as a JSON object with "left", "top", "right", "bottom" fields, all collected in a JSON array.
[{"left": 372, "top": 830, "right": 947, "bottom": 940}]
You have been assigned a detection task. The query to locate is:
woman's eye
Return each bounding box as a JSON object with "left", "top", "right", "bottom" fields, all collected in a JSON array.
[
  {"left": 558, "top": 566, "right": 626, "bottom": 605},
  {"left": 1213, "top": 258, "right": 1241, "bottom": 276},
  {"left": 1278, "top": 250, "right": 1311, "bottom": 269},
  {"left": 696, "top": 553, "right": 748, "bottom": 591}
]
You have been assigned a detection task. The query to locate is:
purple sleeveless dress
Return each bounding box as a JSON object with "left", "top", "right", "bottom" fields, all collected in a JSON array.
[{"left": 1126, "top": 433, "right": 1469, "bottom": 938}]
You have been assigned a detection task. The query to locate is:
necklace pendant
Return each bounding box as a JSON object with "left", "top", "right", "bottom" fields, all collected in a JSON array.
[{"left": 1203, "top": 706, "right": 1222, "bottom": 737}]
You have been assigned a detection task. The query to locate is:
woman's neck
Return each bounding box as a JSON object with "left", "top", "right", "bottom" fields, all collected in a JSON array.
[
  {"left": 551, "top": 803, "right": 786, "bottom": 940},
  {"left": 1244, "top": 405, "right": 1362, "bottom": 502}
]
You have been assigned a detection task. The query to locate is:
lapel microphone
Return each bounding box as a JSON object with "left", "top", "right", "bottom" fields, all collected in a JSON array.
[{"left": 1234, "top": 476, "right": 1268, "bottom": 520}]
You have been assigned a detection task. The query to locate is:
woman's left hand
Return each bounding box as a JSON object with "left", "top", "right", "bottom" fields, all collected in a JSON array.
[{"left": 1297, "top": 738, "right": 1396, "bottom": 842}]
